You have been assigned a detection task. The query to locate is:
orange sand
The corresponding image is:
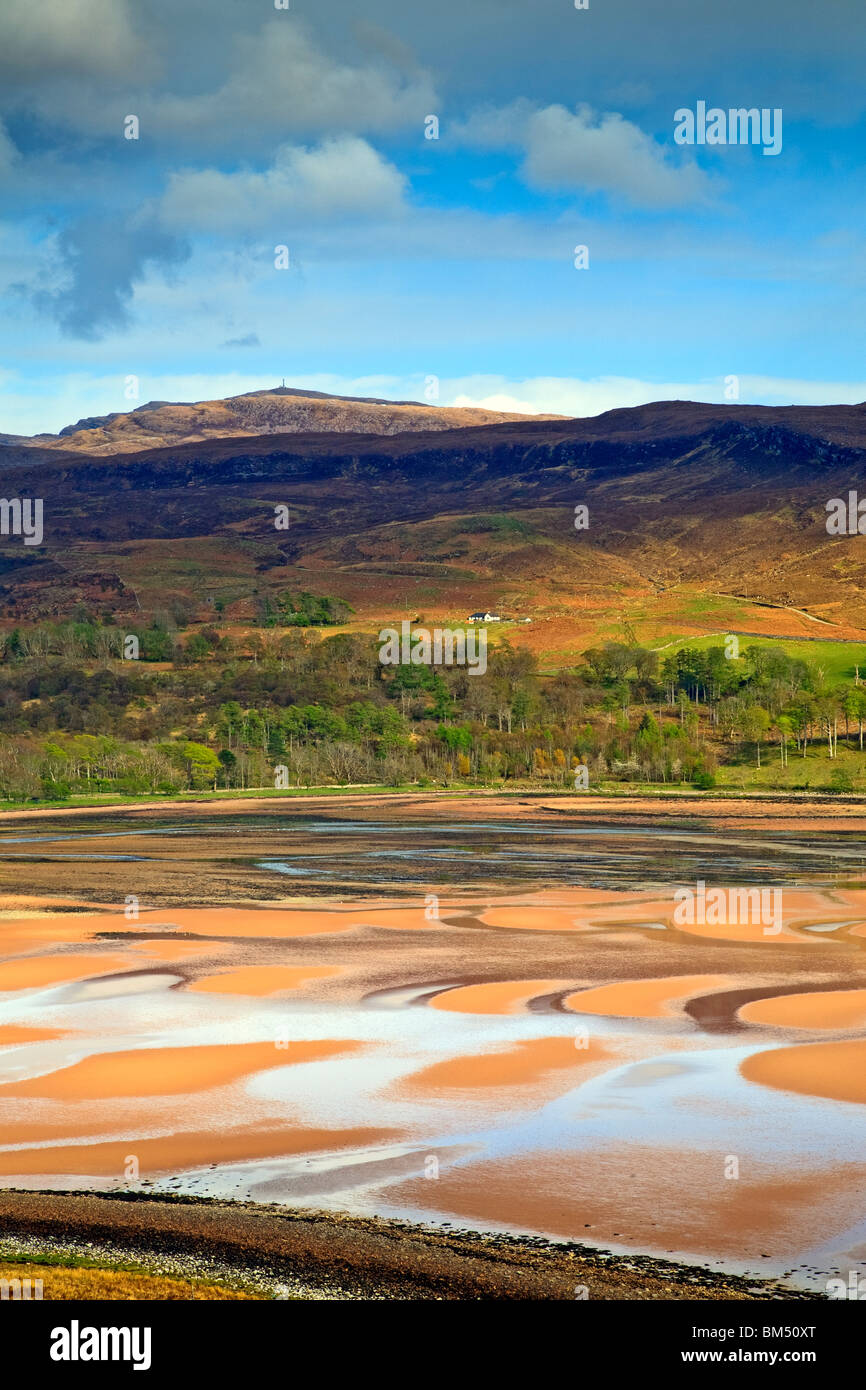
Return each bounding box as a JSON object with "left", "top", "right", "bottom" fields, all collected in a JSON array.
[
  {"left": 384, "top": 1145, "right": 866, "bottom": 1258},
  {"left": 674, "top": 920, "right": 810, "bottom": 944},
  {"left": 0, "top": 907, "right": 362, "bottom": 944},
  {"left": 430, "top": 979, "right": 574, "bottom": 1014},
  {"left": 0, "top": 1115, "right": 152, "bottom": 1145},
  {"left": 741, "top": 1040, "right": 866, "bottom": 1105},
  {"left": 739, "top": 989, "right": 866, "bottom": 1030},
  {"left": 187, "top": 964, "right": 341, "bottom": 996},
  {"left": 0, "top": 953, "right": 134, "bottom": 992},
  {"left": 0, "top": 1123, "right": 399, "bottom": 1178},
  {"left": 0, "top": 1024, "right": 67, "bottom": 1045},
  {"left": 563, "top": 974, "right": 731, "bottom": 1019},
  {"left": 479, "top": 900, "right": 647, "bottom": 932},
  {"left": 0, "top": 1039, "right": 361, "bottom": 1100},
  {"left": 357, "top": 908, "right": 450, "bottom": 931},
  {"left": 0, "top": 924, "right": 98, "bottom": 957},
  {"left": 401, "top": 1036, "right": 609, "bottom": 1091}
]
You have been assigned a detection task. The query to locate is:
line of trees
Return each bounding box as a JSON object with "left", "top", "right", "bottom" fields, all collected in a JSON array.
[{"left": 0, "top": 623, "right": 864, "bottom": 801}]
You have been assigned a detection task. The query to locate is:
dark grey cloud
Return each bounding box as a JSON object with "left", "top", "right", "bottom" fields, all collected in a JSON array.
[
  {"left": 0, "top": 0, "right": 145, "bottom": 82},
  {"left": 0, "top": 12, "right": 436, "bottom": 153},
  {"left": 20, "top": 214, "right": 189, "bottom": 339},
  {"left": 2, "top": 0, "right": 863, "bottom": 163}
]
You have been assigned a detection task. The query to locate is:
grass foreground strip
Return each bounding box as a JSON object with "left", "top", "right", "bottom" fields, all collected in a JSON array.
[{"left": 0, "top": 1258, "right": 268, "bottom": 1300}]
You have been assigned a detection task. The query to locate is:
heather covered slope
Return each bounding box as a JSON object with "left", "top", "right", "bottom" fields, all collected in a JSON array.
[{"left": 2, "top": 399, "right": 866, "bottom": 643}]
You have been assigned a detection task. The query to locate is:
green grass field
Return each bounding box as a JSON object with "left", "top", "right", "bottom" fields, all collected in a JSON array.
[
  {"left": 650, "top": 632, "right": 866, "bottom": 684},
  {"left": 713, "top": 741, "right": 865, "bottom": 792}
]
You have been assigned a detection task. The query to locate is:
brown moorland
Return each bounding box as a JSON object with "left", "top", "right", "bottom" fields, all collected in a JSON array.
[{"left": 4, "top": 398, "right": 866, "bottom": 642}]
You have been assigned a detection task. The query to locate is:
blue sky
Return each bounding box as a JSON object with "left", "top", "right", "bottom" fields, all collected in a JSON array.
[{"left": 1, "top": 0, "right": 865, "bottom": 435}]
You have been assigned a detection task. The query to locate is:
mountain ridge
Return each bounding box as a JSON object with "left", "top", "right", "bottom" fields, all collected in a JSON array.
[{"left": 7, "top": 386, "right": 565, "bottom": 456}]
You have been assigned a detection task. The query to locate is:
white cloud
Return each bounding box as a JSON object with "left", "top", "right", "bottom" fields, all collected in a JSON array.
[
  {"left": 523, "top": 104, "right": 710, "bottom": 207},
  {"left": 447, "top": 374, "right": 866, "bottom": 415},
  {"left": 449, "top": 375, "right": 709, "bottom": 416},
  {"left": 454, "top": 100, "right": 711, "bottom": 208},
  {"left": 160, "top": 138, "right": 408, "bottom": 235},
  {"left": 734, "top": 376, "right": 866, "bottom": 407}
]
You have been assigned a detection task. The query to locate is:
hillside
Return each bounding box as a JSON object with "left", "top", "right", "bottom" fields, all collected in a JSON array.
[
  {"left": 3, "top": 397, "right": 866, "bottom": 656},
  {"left": 9, "top": 386, "right": 564, "bottom": 456}
]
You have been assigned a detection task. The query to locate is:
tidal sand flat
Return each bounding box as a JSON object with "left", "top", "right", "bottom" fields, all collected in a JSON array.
[{"left": 1, "top": 794, "right": 866, "bottom": 1295}]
